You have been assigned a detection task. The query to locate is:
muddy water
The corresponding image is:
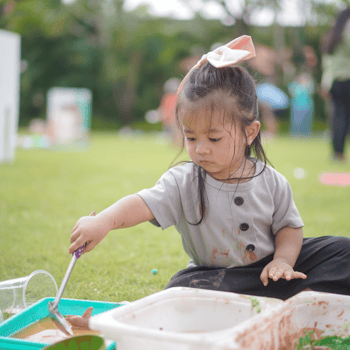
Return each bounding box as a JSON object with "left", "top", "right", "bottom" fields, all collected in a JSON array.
[{"left": 12, "top": 316, "right": 100, "bottom": 344}]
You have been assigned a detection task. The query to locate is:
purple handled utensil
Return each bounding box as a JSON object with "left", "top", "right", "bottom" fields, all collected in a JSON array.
[
  {"left": 48, "top": 241, "right": 89, "bottom": 335},
  {"left": 49, "top": 213, "right": 94, "bottom": 335}
]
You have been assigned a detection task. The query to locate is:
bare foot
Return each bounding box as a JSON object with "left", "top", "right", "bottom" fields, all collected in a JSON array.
[{"left": 66, "top": 307, "right": 93, "bottom": 329}]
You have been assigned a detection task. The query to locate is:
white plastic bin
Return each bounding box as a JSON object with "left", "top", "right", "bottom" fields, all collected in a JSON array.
[
  {"left": 215, "top": 291, "right": 350, "bottom": 350},
  {"left": 89, "top": 287, "right": 282, "bottom": 350}
]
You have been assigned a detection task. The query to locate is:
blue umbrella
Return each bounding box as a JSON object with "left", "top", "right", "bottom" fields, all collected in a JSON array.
[{"left": 256, "top": 83, "right": 289, "bottom": 110}]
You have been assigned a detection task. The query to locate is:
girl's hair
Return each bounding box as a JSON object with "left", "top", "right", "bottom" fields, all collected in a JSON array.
[
  {"left": 174, "top": 62, "right": 269, "bottom": 225},
  {"left": 323, "top": 8, "right": 350, "bottom": 54}
]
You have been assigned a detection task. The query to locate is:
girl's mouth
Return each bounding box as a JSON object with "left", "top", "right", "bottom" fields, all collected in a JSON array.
[{"left": 199, "top": 160, "right": 212, "bottom": 165}]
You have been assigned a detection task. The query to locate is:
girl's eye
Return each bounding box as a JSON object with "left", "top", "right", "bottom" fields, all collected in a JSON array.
[
  {"left": 186, "top": 137, "right": 196, "bottom": 142},
  {"left": 209, "top": 138, "right": 221, "bottom": 142}
]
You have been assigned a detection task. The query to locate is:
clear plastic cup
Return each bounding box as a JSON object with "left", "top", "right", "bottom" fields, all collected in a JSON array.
[{"left": 0, "top": 270, "right": 58, "bottom": 314}]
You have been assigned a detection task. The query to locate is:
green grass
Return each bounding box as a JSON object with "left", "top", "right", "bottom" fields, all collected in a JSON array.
[{"left": 1, "top": 133, "right": 350, "bottom": 304}]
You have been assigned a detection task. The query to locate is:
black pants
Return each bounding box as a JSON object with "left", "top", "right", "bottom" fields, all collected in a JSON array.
[
  {"left": 165, "top": 236, "right": 350, "bottom": 300},
  {"left": 330, "top": 80, "right": 350, "bottom": 155}
]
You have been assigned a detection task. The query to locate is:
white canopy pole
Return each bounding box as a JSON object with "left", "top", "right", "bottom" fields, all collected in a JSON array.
[{"left": 0, "top": 29, "right": 21, "bottom": 163}]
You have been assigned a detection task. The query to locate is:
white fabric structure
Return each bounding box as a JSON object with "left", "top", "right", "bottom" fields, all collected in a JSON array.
[{"left": 0, "top": 29, "right": 21, "bottom": 163}]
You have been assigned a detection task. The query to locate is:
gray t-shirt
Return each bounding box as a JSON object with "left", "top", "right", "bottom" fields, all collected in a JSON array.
[{"left": 137, "top": 160, "right": 304, "bottom": 268}]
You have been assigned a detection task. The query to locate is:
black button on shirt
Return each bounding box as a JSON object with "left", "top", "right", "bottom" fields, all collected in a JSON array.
[
  {"left": 246, "top": 244, "right": 255, "bottom": 252},
  {"left": 240, "top": 223, "right": 249, "bottom": 231},
  {"left": 234, "top": 197, "right": 244, "bottom": 206}
]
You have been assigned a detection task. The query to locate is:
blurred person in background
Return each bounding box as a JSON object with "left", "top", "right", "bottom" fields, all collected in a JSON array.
[
  {"left": 288, "top": 72, "right": 315, "bottom": 137},
  {"left": 248, "top": 45, "right": 289, "bottom": 140},
  {"left": 158, "top": 78, "right": 182, "bottom": 147},
  {"left": 288, "top": 46, "right": 317, "bottom": 137},
  {"left": 321, "top": 8, "right": 350, "bottom": 162}
]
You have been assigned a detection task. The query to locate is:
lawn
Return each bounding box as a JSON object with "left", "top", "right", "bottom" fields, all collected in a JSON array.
[{"left": 1, "top": 132, "right": 350, "bottom": 305}]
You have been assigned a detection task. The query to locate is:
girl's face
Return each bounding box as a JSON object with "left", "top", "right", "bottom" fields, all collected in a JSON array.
[{"left": 182, "top": 111, "right": 260, "bottom": 180}]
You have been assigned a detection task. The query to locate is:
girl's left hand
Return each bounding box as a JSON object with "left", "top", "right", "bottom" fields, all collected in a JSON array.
[{"left": 260, "top": 258, "right": 307, "bottom": 286}]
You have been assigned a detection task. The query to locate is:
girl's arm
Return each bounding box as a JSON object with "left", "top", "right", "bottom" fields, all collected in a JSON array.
[
  {"left": 273, "top": 226, "right": 304, "bottom": 266},
  {"left": 260, "top": 226, "right": 307, "bottom": 286},
  {"left": 68, "top": 194, "right": 154, "bottom": 254}
]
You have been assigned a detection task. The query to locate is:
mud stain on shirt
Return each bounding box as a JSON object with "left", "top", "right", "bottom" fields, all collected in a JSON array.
[{"left": 243, "top": 251, "right": 258, "bottom": 265}]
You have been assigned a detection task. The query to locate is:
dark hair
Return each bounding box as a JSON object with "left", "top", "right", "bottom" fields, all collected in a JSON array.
[
  {"left": 323, "top": 8, "right": 350, "bottom": 54},
  {"left": 174, "top": 63, "right": 269, "bottom": 225}
]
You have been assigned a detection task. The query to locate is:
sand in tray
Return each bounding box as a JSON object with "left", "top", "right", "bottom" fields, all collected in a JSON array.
[{"left": 12, "top": 316, "right": 100, "bottom": 344}]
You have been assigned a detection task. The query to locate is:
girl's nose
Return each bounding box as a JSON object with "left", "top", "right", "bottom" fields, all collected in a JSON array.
[{"left": 196, "top": 142, "right": 210, "bottom": 155}]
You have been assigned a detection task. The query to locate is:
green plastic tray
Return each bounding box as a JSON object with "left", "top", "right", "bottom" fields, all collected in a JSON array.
[{"left": 0, "top": 297, "right": 123, "bottom": 350}]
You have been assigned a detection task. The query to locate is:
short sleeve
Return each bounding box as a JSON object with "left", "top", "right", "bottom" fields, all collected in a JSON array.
[
  {"left": 271, "top": 175, "right": 304, "bottom": 235},
  {"left": 137, "top": 170, "right": 183, "bottom": 230}
]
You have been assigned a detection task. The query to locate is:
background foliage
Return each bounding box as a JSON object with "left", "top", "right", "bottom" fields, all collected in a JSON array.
[{"left": 1, "top": 0, "right": 350, "bottom": 130}]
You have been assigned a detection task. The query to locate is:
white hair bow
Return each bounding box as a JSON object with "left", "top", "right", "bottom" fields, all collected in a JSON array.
[{"left": 177, "top": 35, "right": 256, "bottom": 94}]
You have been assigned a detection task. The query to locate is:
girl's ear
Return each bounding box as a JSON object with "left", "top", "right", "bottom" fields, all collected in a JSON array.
[{"left": 246, "top": 121, "right": 261, "bottom": 145}]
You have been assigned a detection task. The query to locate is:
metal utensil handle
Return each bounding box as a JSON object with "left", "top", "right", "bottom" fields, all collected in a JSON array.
[
  {"left": 50, "top": 254, "right": 77, "bottom": 311},
  {"left": 51, "top": 241, "right": 89, "bottom": 309},
  {"left": 50, "top": 212, "right": 94, "bottom": 310},
  {"left": 48, "top": 301, "right": 73, "bottom": 336}
]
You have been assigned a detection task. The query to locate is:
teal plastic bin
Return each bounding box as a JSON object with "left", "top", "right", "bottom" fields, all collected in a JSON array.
[{"left": 0, "top": 297, "right": 123, "bottom": 350}]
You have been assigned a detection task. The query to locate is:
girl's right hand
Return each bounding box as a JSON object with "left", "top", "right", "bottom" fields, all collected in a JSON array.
[{"left": 68, "top": 212, "right": 111, "bottom": 254}]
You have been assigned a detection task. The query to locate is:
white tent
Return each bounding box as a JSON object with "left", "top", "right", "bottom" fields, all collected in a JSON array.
[{"left": 0, "top": 29, "right": 21, "bottom": 163}]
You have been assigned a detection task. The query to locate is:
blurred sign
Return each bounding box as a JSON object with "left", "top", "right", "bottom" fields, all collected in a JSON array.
[
  {"left": 0, "top": 30, "right": 21, "bottom": 163},
  {"left": 47, "top": 88, "right": 92, "bottom": 147}
]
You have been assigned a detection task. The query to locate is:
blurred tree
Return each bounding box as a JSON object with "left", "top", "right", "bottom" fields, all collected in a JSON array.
[
  {"left": 306, "top": 0, "right": 350, "bottom": 25},
  {"left": 192, "top": 0, "right": 283, "bottom": 35},
  {"left": 1, "top": 0, "right": 223, "bottom": 126},
  {"left": 0, "top": 0, "right": 100, "bottom": 125},
  {"left": 0, "top": 0, "right": 348, "bottom": 129}
]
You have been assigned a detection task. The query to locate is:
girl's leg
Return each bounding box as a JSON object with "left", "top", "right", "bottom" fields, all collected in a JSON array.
[
  {"left": 293, "top": 236, "right": 350, "bottom": 295},
  {"left": 165, "top": 236, "right": 350, "bottom": 300},
  {"left": 331, "top": 99, "right": 348, "bottom": 155},
  {"left": 330, "top": 80, "right": 350, "bottom": 156}
]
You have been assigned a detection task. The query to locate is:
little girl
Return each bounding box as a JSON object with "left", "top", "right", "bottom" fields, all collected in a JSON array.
[{"left": 69, "top": 36, "right": 350, "bottom": 302}]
